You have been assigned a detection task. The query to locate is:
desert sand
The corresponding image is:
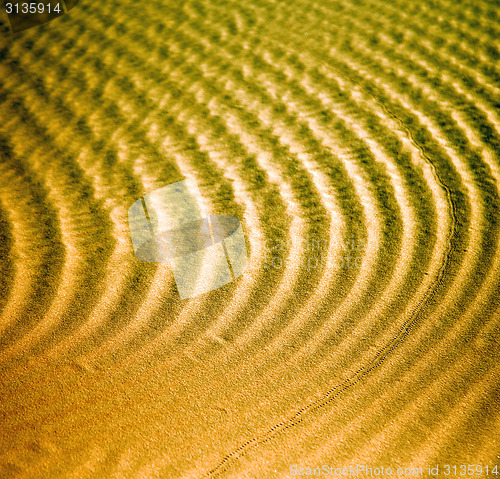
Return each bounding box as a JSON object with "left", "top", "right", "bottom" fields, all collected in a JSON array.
[{"left": 0, "top": 0, "right": 499, "bottom": 477}]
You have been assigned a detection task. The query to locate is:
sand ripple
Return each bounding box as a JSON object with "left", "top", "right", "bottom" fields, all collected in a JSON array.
[{"left": 0, "top": 0, "right": 499, "bottom": 476}]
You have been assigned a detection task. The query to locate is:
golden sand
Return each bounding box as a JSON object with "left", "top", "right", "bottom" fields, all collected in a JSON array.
[{"left": 0, "top": 0, "right": 499, "bottom": 476}]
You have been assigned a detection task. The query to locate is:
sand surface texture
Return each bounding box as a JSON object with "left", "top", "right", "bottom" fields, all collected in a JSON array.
[{"left": 0, "top": 0, "right": 499, "bottom": 477}]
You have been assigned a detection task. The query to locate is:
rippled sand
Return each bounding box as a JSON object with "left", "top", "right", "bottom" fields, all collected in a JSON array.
[{"left": 0, "top": 0, "right": 499, "bottom": 477}]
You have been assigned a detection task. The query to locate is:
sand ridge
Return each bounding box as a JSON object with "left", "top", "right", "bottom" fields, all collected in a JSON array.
[{"left": 0, "top": 0, "right": 499, "bottom": 477}]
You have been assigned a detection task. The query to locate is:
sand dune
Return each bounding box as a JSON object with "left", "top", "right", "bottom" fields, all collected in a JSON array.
[{"left": 0, "top": 0, "right": 499, "bottom": 477}]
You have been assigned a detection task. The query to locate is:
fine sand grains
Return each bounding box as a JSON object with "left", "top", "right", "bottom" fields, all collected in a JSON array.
[{"left": 0, "top": 0, "right": 498, "bottom": 477}]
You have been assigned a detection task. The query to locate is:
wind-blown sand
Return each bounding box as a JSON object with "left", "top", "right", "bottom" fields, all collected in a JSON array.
[{"left": 0, "top": 0, "right": 499, "bottom": 477}]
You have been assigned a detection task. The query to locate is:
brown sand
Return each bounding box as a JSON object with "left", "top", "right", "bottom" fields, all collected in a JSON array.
[{"left": 0, "top": 0, "right": 499, "bottom": 477}]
